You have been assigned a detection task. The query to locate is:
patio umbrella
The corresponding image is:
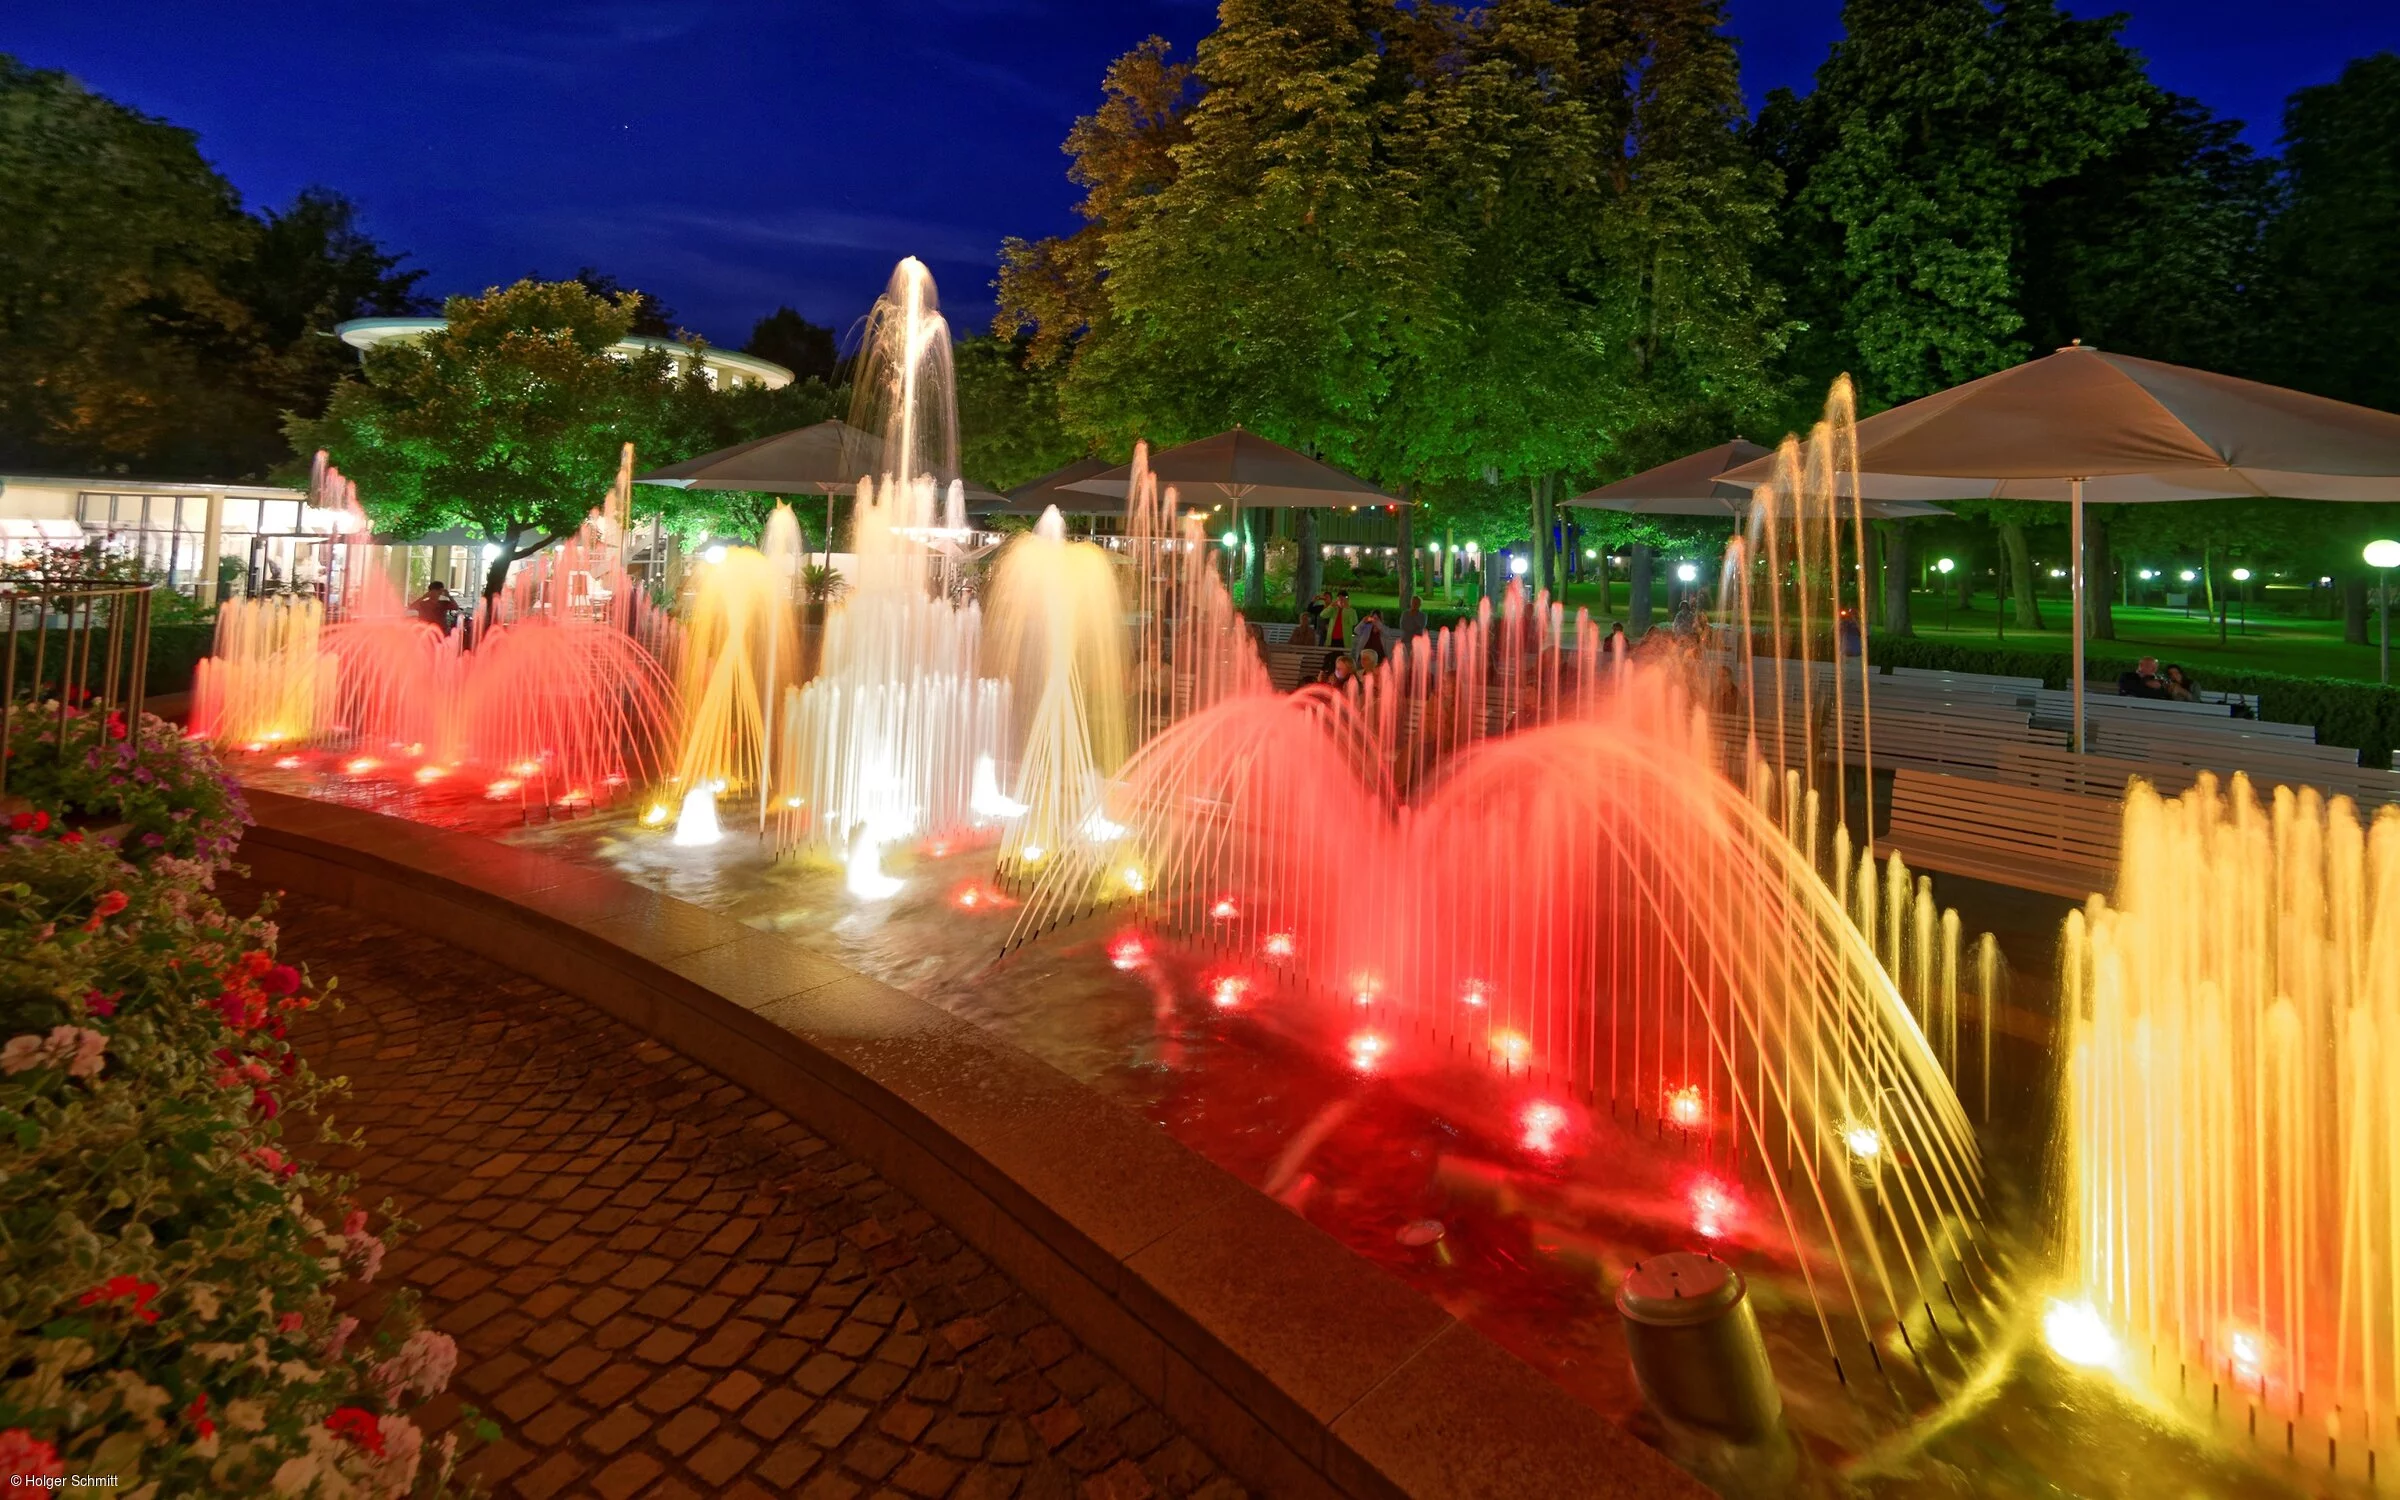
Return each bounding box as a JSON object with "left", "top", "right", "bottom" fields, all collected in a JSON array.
[
  {"left": 984, "top": 456, "right": 1122, "bottom": 516},
  {"left": 1718, "top": 343, "right": 2400, "bottom": 749},
  {"left": 637, "top": 420, "right": 1003, "bottom": 560},
  {"left": 1061, "top": 428, "right": 1391, "bottom": 510},
  {"left": 1568, "top": 439, "right": 1952, "bottom": 519}
]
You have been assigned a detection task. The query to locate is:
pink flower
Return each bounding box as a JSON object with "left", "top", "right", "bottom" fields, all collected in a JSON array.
[
  {"left": 2, "top": 1026, "right": 108, "bottom": 1078},
  {"left": 82, "top": 990, "right": 117, "bottom": 1018},
  {"left": 342, "top": 1209, "right": 369, "bottom": 1238},
  {"left": 277, "top": 1311, "right": 305, "bottom": 1336},
  {"left": 370, "top": 1329, "right": 456, "bottom": 1400},
  {"left": 323, "top": 1314, "right": 359, "bottom": 1359}
]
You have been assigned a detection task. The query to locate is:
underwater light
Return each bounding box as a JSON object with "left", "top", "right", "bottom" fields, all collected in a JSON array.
[
  {"left": 1843, "top": 1124, "right": 1883, "bottom": 1160},
  {"left": 1667, "top": 1084, "right": 1706, "bottom": 1128},
  {"left": 672, "top": 786, "right": 723, "bottom": 847},
  {"left": 2043, "top": 1299, "right": 2119, "bottom": 1369}
]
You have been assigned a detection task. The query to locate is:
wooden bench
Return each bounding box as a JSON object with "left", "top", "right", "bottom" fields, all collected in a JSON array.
[
  {"left": 1262, "top": 644, "right": 1339, "bottom": 692},
  {"left": 1831, "top": 701, "right": 2044, "bottom": 779},
  {"left": 1879, "top": 768, "right": 2121, "bottom": 900},
  {"left": 1251, "top": 621, "right": 1298, "bottom": 648},
  {"left": 1887, "top": 666, "right": 2045, "bottom": 693},
  {"left": 2073, "top": 731, "right": 2400, "bottom": 807},
  {"left": 2031, "top": 689, "right": 2317, "bottom": 739}
]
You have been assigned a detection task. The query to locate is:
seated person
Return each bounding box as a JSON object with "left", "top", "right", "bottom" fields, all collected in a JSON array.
[
  {"left": 1287, "top": 614, "right": 1319, "bottom": 647},
  {"left": 2161, "top": 663, "right": 2200, "bottom": 702},
  {"left": 2116, "top": 656, "right": 2167, "bottom": 698}
]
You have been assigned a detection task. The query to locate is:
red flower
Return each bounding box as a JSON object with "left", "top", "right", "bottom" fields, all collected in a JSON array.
[
  {"left": 77, "top": 1274, "right": 161, "bottom": 1324},
  {"left": 185, "top": 1393, "right": 215, "bottom": 1440},
  {"left": 8, "top": 811, "right": 48, "bottom": 833},
  {"left": 83, "top": 990, "right": 117, "bottom": 1018},
  {"left": 250, "top": 1089, "right": 280, "bottom": 1119},
  {"left": 59, "top": 831, "right": 83, "bottom": 845},
  {"left": 326, "top": 1406, "right": 386, "bottom": 1456},
  {"left": 0, "top": 1428, "right": 61, "bottom": 1480},
  {"left": 92, "top": 891, "right": 128, "bottom": 919},
  {"left": 261, "top": 964, "right": 302, "bottom": 997}
]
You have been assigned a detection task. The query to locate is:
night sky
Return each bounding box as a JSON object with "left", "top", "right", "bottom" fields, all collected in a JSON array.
[{"left": 12, "top": 2, "right": 2398, "bottom": 348}]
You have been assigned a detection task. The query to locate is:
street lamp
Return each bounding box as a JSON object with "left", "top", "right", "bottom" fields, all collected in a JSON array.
[
  {"left": 2231, "top": 567, "right": 2252, "bottom": 635},
  {"left": 2369, "top": 539, "right": 2400, "bottom": 686},
  {"left": 1676, "top": 562, "right": 1699, "bottom": 584}
]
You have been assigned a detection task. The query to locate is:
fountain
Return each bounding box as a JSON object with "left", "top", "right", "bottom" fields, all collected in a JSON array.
[
  {"left": 194, "top": 456, "right": 677, "bottom": 809},
  {"left": 2061, "top": 774, "right": 2400, "bottom": 1480},
  {"left": 757, "top": 260, "right": 1014, "bottom": 881}
]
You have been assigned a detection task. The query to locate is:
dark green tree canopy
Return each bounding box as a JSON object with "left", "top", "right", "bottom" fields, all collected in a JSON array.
[
  {"left": 2255, "top": 53, "right": 2400, "bottom": 413},
  {"left": 743, "top": 306, "right": 840, "bottom": 385},
  {"left": 0, "top": 54, "right": 423, "bottom": 479}
]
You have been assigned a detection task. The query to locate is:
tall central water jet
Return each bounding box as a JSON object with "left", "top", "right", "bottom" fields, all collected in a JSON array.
[{"left": 770, "top": 259, "right": 1008, "bottom": 879}]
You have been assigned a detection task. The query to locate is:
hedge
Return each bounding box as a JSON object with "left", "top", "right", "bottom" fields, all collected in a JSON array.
[{"left": 1867, "top": 634, "right": 2400, "bottom": 769}]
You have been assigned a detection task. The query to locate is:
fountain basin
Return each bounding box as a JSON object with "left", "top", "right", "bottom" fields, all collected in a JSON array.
[{"left": 236, "top": 788, "right": 1703, "bottom": 1500}]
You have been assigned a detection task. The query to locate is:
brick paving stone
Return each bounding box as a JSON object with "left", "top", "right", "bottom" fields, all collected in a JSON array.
[{"left": 255, "top": 882, "right": 1242, "bottom": 1500}]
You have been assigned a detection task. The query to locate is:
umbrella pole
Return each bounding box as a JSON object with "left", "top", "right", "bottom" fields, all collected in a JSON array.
[{"left": 2070, "top": 478, "right": 2085, "bottom": 754}]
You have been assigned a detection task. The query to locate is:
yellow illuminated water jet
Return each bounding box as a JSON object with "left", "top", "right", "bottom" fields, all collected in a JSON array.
[{"left": 2063, "top": 773, "right": 2400, "bottom": 1477}]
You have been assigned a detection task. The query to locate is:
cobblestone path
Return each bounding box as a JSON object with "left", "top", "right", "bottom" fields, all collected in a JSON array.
[{"left": 246, "top": 881, "right": 1244, "bottom": 1500}]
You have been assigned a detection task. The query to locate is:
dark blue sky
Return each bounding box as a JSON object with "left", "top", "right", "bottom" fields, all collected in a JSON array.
[{"left": 12, "top": 2, "right": 2397, "bottom": 348}]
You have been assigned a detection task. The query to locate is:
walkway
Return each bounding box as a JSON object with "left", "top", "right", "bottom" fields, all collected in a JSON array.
[{"left": 246, "top": 880, "right": 1244, "bottom": 1500}]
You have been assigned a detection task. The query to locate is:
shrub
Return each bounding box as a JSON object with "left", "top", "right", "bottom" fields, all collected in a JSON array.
[
  {"left": 0, "top": 766, "right": 479, "bottom": 1494},
  {"left": 3, "top": 706, "right": 247, "bottom": 863}
]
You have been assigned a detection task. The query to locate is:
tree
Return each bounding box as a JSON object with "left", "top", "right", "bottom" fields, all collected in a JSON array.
[
  {"left": 2256, "top": 54, "right": 2400, "bottom": 415},
  {"left": 2016, "top": 93, "right": 2272, "bottom": 372},
  {"left": 1760, "top": 0, "right": 2151, "bottom": 410},
  {"left": 564, "top": 268, "right": 678, "bottom": 337},
  {"left": 953, "top": 334, "right": 1083, "bottom": 492},
  {"left": 0, "top": 55, "right": 423, "bottom": 479},
  {"left": 289, "top": 280, "right": 679, "bottom": 605},
  {"left": 647, "top": 370, "right": 848, "bottom": 547},
  {"left": 743, "top": 307, "right": 839, "bottom": 386}
]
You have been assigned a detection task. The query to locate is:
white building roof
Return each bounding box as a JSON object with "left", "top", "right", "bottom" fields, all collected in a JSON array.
[{"left": 336, "top": 317, "right": 795, "bottom": 390}]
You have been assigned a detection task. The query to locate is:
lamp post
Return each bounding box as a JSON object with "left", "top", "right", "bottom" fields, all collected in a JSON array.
[
  {"left": 2178, "top": 569, "right": 2196, "bottom": 618},
  {"left": 2369, "top": 539, "right": 2400, "bottom": 686},
  {"left": 2230, "top": 567, "right": 2251, "bottom": 636},
  {"left": 1936, "top": 557, "right": 1954, "bottom": 630}
]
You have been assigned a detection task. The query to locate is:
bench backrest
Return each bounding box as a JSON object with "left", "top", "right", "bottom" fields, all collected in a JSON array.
[{"left": 1887, "top": 767, "right": 2121, "bottom": 866}]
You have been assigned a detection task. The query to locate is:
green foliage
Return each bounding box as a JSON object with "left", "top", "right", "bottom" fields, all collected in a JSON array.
[
  {"left": 1761, "top": 0, "right": 2152, "bottom": 409},
  {"left": 0, "top": 55, "right": 423, "bottom": 480},
  {"left": 0, "top": 772, "right": 474, "bottom": 1494},
  {"left": 648, "top": 374, "right": 847, "bottom": 546},
  {"left": 288, "top": 280, "right": 669, "bottom": 597},
  {"left": 954, "top": 335, "right": 1085, "bottom": 491},
  {"left": 2254, "top": 54, "right": 2400, "bottom": 414},
  {"left": 1867, "top": 634, "right": 2400, "bottom": 767},
  {"left": 742, "top": 307, "right": 839, "bottom": 386}
]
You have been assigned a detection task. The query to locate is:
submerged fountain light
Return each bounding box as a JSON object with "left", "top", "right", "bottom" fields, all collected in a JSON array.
[
  {"left": 1118, "top": 865, "right": 1146, "bottom": 893},
  {"left": 345, "top": 756, "right": 379, "bottom": 775},
  {"left": 1262, "top": 932, "right": 1296, "bottom": 959},
  {"left": 640, "top": 803, "right": 670, "bottom": 827},
  {"left": 484, "top": 778, "right": 521, "bottom": 799},
  {"left": 274, "top": 755, "right": 304, "bottom": 770},
  {"left": 1493, "top": 1030, "right": 1531, "bottom": 1067},
  {"left": 1210, "top": 975, "right": 1246, "bottom": 1009},
  {"left": 2044, "top": 1299, "right": 2121, "bottom": 1370},
  {"left": 1666, "top": 1084, "right": 1707, "bottom": 1129},
  {"left": 969, "top": 756, "right": 1029, "bottom": 820},
  {"left": 1521, "top": 1100, "right": 1567, "bottom": 1153},
  {"left": 413, "top": 764, "right": 447, "bottom": 784},
  {"left": 1689, "top": 1176, "right": 1736, "bottom": 1239},
  {"left": 1108, "top": 932, "right": 1146, "bottom": 970},
  {"left": 1081, "top": 809, "right": 1127, "bottom": 842},
  {"left": 1346, "top": 1031, "right": 1386, "bottom": 1073},
  {"left": 672, "top": 786, "right": 723, "bottom": 847},
  {"left": 1209, "top": 897, "right": 1239, "bottom": 921},
  {"left": 1842, "top": 1123, "right": 1883, "bottom": 1160},
  {"left": 844, "top": 829, "right": 904, "bottom": 900},
  {"left": 1460, "top": 981, "right": 1487, "bottom": 1008}
]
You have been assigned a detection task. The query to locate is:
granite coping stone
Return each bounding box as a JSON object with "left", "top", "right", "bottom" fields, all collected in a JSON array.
[{"left": 237, "top": 788, "right": 1707, "bottom": 1500}]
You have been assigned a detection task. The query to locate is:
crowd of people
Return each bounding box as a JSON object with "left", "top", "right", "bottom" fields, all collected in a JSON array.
[{"left": 1292, "top": 588, "right": 1431, "bottom": 683}]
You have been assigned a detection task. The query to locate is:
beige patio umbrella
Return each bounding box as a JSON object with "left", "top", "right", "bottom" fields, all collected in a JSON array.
[
  {"left": 1718, "top": 343, "right": 2400, "bottom": 750},
  {"left": 1569, "top": 439, "right": 1952, "bottom": 519}
]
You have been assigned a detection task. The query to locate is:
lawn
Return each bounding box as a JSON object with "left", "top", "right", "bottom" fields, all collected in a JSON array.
[{"left": 1305, "top": 580, "right": 2390, "bottom": 685}]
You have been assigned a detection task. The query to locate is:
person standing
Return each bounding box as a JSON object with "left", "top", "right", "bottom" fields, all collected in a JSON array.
[
  {"left": 1397, "top": 595, "right": 1426, "bottom": 645},
  {"left": 1325, "top": 590, "right": 1355, "bottom": 652},
  {"left": 1354, "top": 609, "right": 1389, "bottom": 665}
]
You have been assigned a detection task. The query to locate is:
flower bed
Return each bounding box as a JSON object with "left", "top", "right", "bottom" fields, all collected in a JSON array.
[
  {"left": 0, "top": 731, "right": 479, "bottom": 1495},
  {"left": 4, "top": 704, "right": 247, "bottom": 863}
]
